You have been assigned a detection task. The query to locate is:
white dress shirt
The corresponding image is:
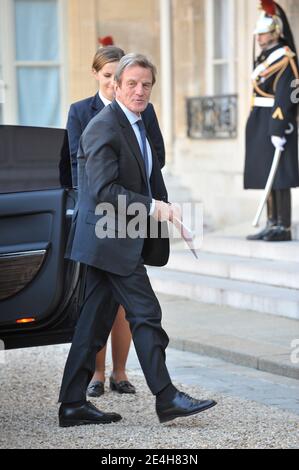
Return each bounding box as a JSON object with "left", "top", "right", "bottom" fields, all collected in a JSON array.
[
  {"left": 116, "top": 99, "right": 155, "bottom": 215},
  {"left": 98, "top": 91, "right": 111, "bottom": 107}
]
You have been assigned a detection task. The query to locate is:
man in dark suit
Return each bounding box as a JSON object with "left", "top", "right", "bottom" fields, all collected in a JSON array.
[
  {"left": 67, "top": 93, "right": 165, "bottom": 187},
  {"left": 65, "top": 46, "right": 166, "bottom": 398},
  {"left": 58, "top": 53, "right": 216, "bottom": 427}
]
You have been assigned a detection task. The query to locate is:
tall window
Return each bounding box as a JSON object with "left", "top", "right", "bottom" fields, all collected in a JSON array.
[
  {"left": 14, "top": 0, "right": 61, "bottom": 126},
  {"left": 206, "top": 0, "right": 237, "bottom": 95},
  {"left": 0, "top": 0, "right": 65, "bottom": 127}
]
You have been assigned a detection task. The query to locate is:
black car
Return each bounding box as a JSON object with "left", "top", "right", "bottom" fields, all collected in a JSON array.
[{"left": 0, "top": 125, "right": 83, "bottom": 350}]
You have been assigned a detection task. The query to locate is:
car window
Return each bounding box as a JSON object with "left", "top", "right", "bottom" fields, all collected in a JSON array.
[{"left": 0, "top": 125, "right": 72, "bottom": 193}]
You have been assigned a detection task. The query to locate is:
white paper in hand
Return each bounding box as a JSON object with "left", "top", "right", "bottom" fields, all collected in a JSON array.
[{"left": 173, "top": 217, "right": 198, "bottom": 259}]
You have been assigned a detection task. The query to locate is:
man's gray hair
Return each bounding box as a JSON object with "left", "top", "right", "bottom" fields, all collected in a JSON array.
[{"left": 114, "top": 53, "right": 157, "bottom": 86}]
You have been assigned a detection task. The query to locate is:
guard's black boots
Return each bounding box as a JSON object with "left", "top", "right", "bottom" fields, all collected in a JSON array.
[
  {"left": 263, "top": 189, "right": 292, "bottom": 242},
  {"left": 263, "top": 225, "right": 292, "bottom": 241},
  {"left": 247, "top": 190, "right": 277, "bottom": 240}
]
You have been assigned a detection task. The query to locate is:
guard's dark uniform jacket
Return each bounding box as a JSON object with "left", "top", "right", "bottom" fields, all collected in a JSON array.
[{"left": 244, "top": 42, "right": 299, "bottom": 190}]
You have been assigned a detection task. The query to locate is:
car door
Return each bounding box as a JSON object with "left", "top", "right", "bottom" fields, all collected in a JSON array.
[{"left": 0, "top": 125, "right": 83, "bottom": 350}]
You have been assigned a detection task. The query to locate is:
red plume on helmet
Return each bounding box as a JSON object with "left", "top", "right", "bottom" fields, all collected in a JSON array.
[
  {"left": 260, "top": 0, "right": 276, "bottom": 16},
  {"left": 258, "top": 1, "right": 298, "bottom": 68}
]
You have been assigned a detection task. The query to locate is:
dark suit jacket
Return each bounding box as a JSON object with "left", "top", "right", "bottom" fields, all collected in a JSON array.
[
  {"left": 67, "top": 100, "right": 169, "bottom": 276},
  {"left": 66, "top": 93, "right": 165, "bottom": 187}
]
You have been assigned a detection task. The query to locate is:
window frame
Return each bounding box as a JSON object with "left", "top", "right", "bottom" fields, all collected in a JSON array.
[
  {"left": 0, "top": 0, "right": 68, "bottom": 127},
  {"left": 205, "top": 0, "right": 237, "bottom": 95}
]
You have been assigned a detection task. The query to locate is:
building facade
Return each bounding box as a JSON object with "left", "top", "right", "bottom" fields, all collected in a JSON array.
[{"left": 0, "top": 0, "right": 298, "bottom": 229}]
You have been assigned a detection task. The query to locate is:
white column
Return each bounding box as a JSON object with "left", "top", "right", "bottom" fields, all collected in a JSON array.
[
  {"left": 205, "top": 0, "right": 214, "bottom": 95},
  {"left": 160, "top": 0, "right": 173, "bottom": 162}
]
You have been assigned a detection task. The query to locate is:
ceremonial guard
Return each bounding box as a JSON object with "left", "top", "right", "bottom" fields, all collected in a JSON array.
[{"left": 245, "top": 0, "right": 299, "bottom": 241}]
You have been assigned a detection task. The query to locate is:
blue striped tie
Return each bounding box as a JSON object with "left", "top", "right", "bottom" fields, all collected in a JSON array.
[{"left": 136, "top": 119, "right": 152, "bottom": 197}]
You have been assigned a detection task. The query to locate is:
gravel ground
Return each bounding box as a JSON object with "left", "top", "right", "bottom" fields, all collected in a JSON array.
[{"left": 0, "top": 344, "right": 298, "bottom": 449}]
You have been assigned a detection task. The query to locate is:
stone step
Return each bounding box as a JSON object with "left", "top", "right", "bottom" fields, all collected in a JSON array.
[
  {"left": 217, "top": 220, "right": 299, "bottom": 240},
  {"left": 201, "top": 234, "right": 299, "bottom": 262},
  {"left": 166, "top": 250, "right": 299, "bottom": 290},
  {"left": 157, "top": 293, "right": 299, "bottom": 381},
  {"left": 148, "top": 267, "right": 299, "bottom": 320}
]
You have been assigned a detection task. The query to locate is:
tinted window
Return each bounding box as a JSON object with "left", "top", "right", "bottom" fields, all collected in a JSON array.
[{"left": 0, "top": 125, "right": 72, "bottom": 193}]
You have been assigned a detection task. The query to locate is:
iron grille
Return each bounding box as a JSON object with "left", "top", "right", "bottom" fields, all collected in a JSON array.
[{"left": 187, "top": 94, "right": 238, "bottom": 139}]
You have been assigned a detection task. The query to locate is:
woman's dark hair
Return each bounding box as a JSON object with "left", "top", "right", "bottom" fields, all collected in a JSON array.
[{"left": 92, "top": 46, "right": 125, "bottom": 72}]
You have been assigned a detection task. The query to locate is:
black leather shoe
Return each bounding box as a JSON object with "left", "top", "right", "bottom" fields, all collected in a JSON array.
[
  {"left": 59, "top": 401, "right": 122, "bottom": 427},
  {"left": 246, "top": 226, "right": 274, "bottom": 240},
  {"left": 110, "top": 376, "right": 136, "bottom": 394},
  {"left": 87, "top": 381, "right": 105, "bottom": 397},
  {"left": 156, "top": 391, "right": 217, "bottom": 424},
  {"left": 263, "top": 226, "right": 292, "bottom": 242}
]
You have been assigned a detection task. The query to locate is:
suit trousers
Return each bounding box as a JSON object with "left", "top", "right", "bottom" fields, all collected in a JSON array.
[{"left": 58, "top": 260, "right": 171, "bottom": 403}]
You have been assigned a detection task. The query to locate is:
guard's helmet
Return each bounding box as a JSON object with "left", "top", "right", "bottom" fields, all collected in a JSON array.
[
  {"left": 254, "top": 12, "right": 282, "bottom": 36},
  {"left": 254, "top": 1, "right": 297, "bottom": 56}
]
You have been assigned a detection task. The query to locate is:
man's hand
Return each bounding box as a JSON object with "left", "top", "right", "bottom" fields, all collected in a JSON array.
[
  {"left": 169, "top": 203, "right": 182, "bottom": 226},
  {"left": 152, "top": 201, "right": 171, "bottom": 222},
  {"left": 152, "top": 201, "right": 182, "bottom": 224},
  {"left": 271, "top": 135, "right": 286, "bottom": 151}
]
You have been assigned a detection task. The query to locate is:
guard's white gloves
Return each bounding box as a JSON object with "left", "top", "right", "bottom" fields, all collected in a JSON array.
[{"left": 271, "top": 135, "right": 287, "bottom": 151}]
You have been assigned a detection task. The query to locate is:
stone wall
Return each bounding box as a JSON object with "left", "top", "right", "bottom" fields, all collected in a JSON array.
[
  {"left": 67, "top": 0, "right": 161, "bottom": 113},
  {"left": 67, "top": 0, "right": 98, "bottom": 103},
  {"left": 172, "top": 0, "right": 205, "bottom": 137}
]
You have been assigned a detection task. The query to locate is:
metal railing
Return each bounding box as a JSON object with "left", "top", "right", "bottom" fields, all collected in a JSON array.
[{"left": 186, "top": 94, "right": 238, "bottom": 139}]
